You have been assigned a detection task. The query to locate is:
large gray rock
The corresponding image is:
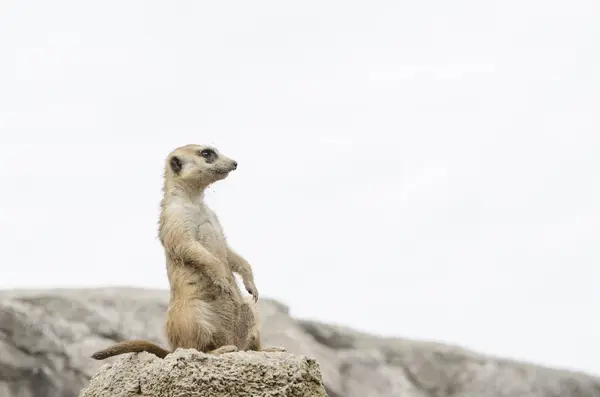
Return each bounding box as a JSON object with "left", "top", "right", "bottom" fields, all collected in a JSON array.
[
  {"left": 1, "top": 287, "right": 599, "bottom": 397},
  {"left": 78, "top": 349, "right": 327, "bottom": 397}
]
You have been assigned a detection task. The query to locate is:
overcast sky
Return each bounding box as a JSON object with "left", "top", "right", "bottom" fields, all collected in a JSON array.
[{"left": 1, "top": 0, "right": 599, "bottom": 376}]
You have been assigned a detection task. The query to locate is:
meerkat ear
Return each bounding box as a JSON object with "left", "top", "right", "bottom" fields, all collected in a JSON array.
[{"left": 169, "top": 156, "right": 183, "bottom": 175}]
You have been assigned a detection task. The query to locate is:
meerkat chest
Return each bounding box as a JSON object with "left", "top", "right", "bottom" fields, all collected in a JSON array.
[
  {"left": 192, "top": 204, "right": 228, "bottom": 256},
  {"left": 195, "top": 209, "right": 223, "bottom": 237}
]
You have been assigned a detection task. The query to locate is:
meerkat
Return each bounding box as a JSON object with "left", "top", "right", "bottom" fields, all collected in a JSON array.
[{"left": 91, "top": 144, "right": 286, "bottom": 361}]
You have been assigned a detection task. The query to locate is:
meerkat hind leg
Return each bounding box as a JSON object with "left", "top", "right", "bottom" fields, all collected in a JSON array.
[
  {"left": 246, "top": 334, "right": 287, "bottom": 353},
  {"left": 207, "top": 345, "right": 239, "bottom": 355},
  {"left": 244, "top": 316, "right": 287, "bottom": 353}
]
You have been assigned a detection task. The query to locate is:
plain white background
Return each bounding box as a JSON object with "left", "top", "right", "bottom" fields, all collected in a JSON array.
[{"left": 1, "top": 0, "right": 599, "bottom": 376}]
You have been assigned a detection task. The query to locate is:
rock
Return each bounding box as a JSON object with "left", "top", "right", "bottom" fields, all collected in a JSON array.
[
  {"left": 1, "top": 287, "right": 600, "bottom": 397},
  {"left": 78, "top": 349, "right": 327, "bottom": 397},
  {"left": 298, "top": 320, "right": 600, "bottom": 397}
]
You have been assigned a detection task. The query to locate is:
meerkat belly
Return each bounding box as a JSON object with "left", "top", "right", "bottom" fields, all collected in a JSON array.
[{"left": 167, "top": 260, "right": 211, "bottom": 299}]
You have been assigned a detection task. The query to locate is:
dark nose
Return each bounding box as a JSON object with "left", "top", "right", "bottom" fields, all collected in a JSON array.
[{"left": 231, "top": 161, "right": 238, "bottom": 170}]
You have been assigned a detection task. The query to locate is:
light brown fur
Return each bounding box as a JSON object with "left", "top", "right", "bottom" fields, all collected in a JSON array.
[{"left": 91, "top": 144, "right": 285, "bottom": 360}]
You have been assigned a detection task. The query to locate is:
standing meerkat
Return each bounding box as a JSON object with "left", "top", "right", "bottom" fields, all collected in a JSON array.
[{"left": 91, "top": 144, "right": 285, "bottom": 360}]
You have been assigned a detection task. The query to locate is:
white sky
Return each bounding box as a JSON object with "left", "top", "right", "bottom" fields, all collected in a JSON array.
[{"left": 1, "top": 0, "right": 599, "bottom": 376}]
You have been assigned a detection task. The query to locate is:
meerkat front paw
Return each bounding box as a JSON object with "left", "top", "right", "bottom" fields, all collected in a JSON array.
[{"left": 244, "top": 280, "right": 259, "bottom": 302}]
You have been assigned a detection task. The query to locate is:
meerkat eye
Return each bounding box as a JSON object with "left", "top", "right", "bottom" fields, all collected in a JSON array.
[{"left": 198, "top": 149, "right": 216, "bottom": 160}]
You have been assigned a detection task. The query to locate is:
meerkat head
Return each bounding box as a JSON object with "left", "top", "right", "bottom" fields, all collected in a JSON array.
[{"left": 164, "top": 144, "right": 238, "bottom": 189}]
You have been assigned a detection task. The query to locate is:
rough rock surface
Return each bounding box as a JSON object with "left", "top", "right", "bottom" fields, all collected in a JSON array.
[
  {"left": 1, "top": 287, "right": 600, "bottom": 397},
  {"left": 79, "top": 349, "right": 327, "bottom": 397}
]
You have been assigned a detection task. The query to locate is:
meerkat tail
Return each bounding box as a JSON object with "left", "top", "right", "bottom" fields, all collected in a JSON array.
[{"left": 91, "top": 339, "right": 170, "bottom": 360}]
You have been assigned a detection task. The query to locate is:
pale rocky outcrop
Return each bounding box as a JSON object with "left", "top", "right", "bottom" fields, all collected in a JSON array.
[
  {"left": 1, "top": 287, "right": 599, "bottom": 397},
  {"left": 79, "top": 349, "right": 327, "bottom": 397}
]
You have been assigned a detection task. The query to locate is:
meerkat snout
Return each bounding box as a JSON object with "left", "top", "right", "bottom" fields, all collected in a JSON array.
[
  {"left": 215, "top": 158, "right": 237, "bottom": 174},
  {"left": 220, "top": 159, "right": 237, "bottom": 172}
]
